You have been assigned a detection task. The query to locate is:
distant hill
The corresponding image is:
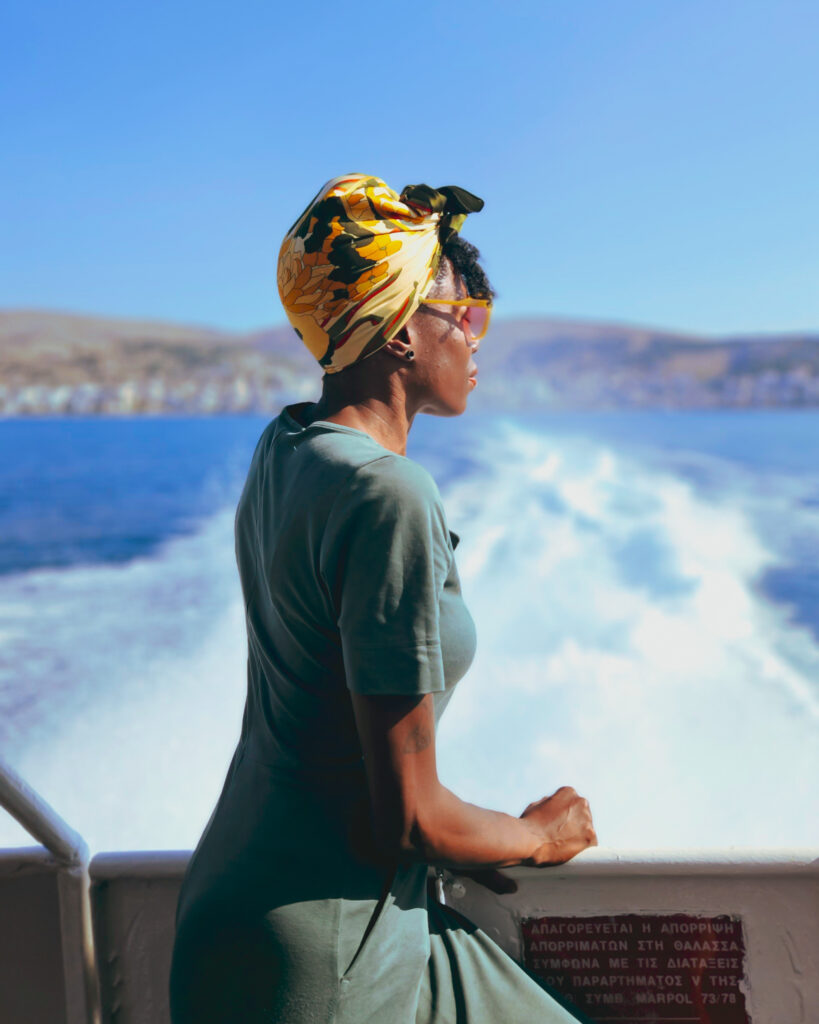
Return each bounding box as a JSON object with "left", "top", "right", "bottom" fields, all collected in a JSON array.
[
  {"left": 0, "top": 310, "right": 317, "bottom": 415},
  {"left": 468, "top": 317, "right": 819, "bottom": 410},
  {"left": 1, "top": 308, "right": 818, "bottom": 414}
]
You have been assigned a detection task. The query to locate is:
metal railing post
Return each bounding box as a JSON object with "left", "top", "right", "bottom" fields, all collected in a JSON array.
[{"left": 0, "top": 756, "right": 102, "bottom": 1024}]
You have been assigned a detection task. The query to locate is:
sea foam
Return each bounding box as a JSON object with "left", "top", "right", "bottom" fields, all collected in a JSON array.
[
  {"left": 1, "top": 418, "right": 817, "bottom": 853},
  {"left": 436, "top": 419, "right": 819, "bottom": 849}
]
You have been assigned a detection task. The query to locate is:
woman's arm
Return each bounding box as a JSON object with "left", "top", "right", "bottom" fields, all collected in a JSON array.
[
  {"left": 350, "top": 691, "right": 597, "bottom": 870},
  {"left": 325, "top": 458, "right": 595, "bottom": 868}
]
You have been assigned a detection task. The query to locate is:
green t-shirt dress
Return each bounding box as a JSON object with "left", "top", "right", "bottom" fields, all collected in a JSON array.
[{"left": 169, "top": 405, "right": 591, "bottom": 1023}]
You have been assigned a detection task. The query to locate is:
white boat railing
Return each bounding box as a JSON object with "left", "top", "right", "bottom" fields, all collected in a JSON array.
[
  {"left": 0, "top": 757, "right": 102, "bottom": 1024},
  {"left": 2, "top": 756, "right": 818, "bottom": 1023}
]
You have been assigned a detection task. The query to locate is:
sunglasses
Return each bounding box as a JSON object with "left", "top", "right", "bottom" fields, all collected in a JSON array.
[{"left": 417, "top": 297, "right": 493, "bottom": 341}]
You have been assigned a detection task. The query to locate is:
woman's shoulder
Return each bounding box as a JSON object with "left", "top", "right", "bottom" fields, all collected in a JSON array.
[
  {"left": 320, "top": 449, "right": 447, "bottom": 552},
  {"left": 320, "top": 451, "right": 451, "bottom": 578},
  {"left": 269, "top": 408, "right": 442, "bottom": 507},
  {"left": 336, "top": 449, "right": 443, "bottom": 515}
]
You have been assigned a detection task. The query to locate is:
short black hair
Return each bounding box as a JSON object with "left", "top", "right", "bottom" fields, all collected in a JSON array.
[{"left": 435, "top": 234, "right": 495, "bottom": 300}]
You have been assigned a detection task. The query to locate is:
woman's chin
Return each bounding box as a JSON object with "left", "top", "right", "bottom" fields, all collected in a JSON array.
[{"left": 421, "top": 384, "right": 474, "bottom": 417}]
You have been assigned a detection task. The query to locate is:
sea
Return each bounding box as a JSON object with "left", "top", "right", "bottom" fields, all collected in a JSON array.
[{"left": 1, "top": 410, "right": 818, "bottom": 854}]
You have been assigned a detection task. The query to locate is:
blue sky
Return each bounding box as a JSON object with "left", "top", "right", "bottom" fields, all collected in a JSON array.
[{"left": 2, "top": 0, "right": 817, "bottom": 335}]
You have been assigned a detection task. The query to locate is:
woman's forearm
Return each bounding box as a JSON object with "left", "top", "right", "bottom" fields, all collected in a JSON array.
[
  {"left": 349, "top": 692, "right": 596, "bottom": 870},
  {"left": 402, "top": 782, "right": 544, "bottom": 870}
]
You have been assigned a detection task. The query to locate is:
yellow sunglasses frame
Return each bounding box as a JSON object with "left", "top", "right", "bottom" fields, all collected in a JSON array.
[{"left": 417, "top": 297, "right": 493, "bottom": 341}]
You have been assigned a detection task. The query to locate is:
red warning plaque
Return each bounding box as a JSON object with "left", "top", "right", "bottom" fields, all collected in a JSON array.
[{"left": 521, "top": 913, "right": 750, "bottom": 1023}]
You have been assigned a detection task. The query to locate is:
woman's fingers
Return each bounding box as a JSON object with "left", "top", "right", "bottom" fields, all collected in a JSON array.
[{"left": 520, "top": 785, "right": 578, "bottom": 817}]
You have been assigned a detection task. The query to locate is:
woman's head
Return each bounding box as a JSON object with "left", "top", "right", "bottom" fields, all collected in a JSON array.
[
  {"left": 277, "top": 175, "right": 488, "bottom": 367},
  {"left": 277, "top": 173, "right": 494, "bottom": 417}
]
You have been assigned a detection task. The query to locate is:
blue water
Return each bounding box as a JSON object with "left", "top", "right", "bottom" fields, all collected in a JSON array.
[
  {"left": 6, "top": 410, "right": 819, "bottom": 563},
  {"left": 0, "top": 417, "right": 259, "bottom": 575},
  {"left": 1, "top": 410, "right": 817, "bottom": 853},
  {"left": 5, "top": 411, "right": 817, "bottom": 638}
]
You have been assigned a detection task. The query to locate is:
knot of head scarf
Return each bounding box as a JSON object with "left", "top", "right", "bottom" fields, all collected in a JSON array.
[{"left": 277, "top": 174, "right": 484, "bottom": 374}]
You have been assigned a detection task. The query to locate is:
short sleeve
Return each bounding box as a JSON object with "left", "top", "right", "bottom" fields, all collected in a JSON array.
[{"left": 320, "top": 455, "right": 453, "bottom": 696}]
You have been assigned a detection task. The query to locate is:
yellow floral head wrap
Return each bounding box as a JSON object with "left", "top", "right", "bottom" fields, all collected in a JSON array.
[{"left": 276, "top": 173, "right": 484, "bottom": 374}]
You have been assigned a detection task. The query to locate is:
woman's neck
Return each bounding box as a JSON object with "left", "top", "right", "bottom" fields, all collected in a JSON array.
[{"left": 298, "top": 396, "right": 414, "bottom": 456}]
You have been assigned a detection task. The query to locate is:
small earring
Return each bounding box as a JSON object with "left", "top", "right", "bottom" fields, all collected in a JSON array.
[{"left": 405, "top": 350, "right": 415, "bottom": 361}]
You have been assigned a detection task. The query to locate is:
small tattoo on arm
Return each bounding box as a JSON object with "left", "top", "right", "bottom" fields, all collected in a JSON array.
[{"left": 402, "top": 725, "right": 432, "bottom": 754}]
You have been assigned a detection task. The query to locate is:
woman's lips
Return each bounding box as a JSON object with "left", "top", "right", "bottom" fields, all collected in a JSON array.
[{"left": 467, "top": 365, "right": 478, "bottom": 381}]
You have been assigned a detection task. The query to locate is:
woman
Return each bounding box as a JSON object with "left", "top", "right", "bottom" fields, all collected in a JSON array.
[{"left": 169, "top": 174, "right": 597, "bottom": 1024}]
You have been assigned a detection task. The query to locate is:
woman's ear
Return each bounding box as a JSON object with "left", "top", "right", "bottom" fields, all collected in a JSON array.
[{"left": 382, "top": 324, "right": 416, "bottom": 362}]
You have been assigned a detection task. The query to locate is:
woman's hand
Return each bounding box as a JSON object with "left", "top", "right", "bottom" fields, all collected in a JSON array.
[{"left": 520, "top": 786, "right": 597, "bottom": 866}]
